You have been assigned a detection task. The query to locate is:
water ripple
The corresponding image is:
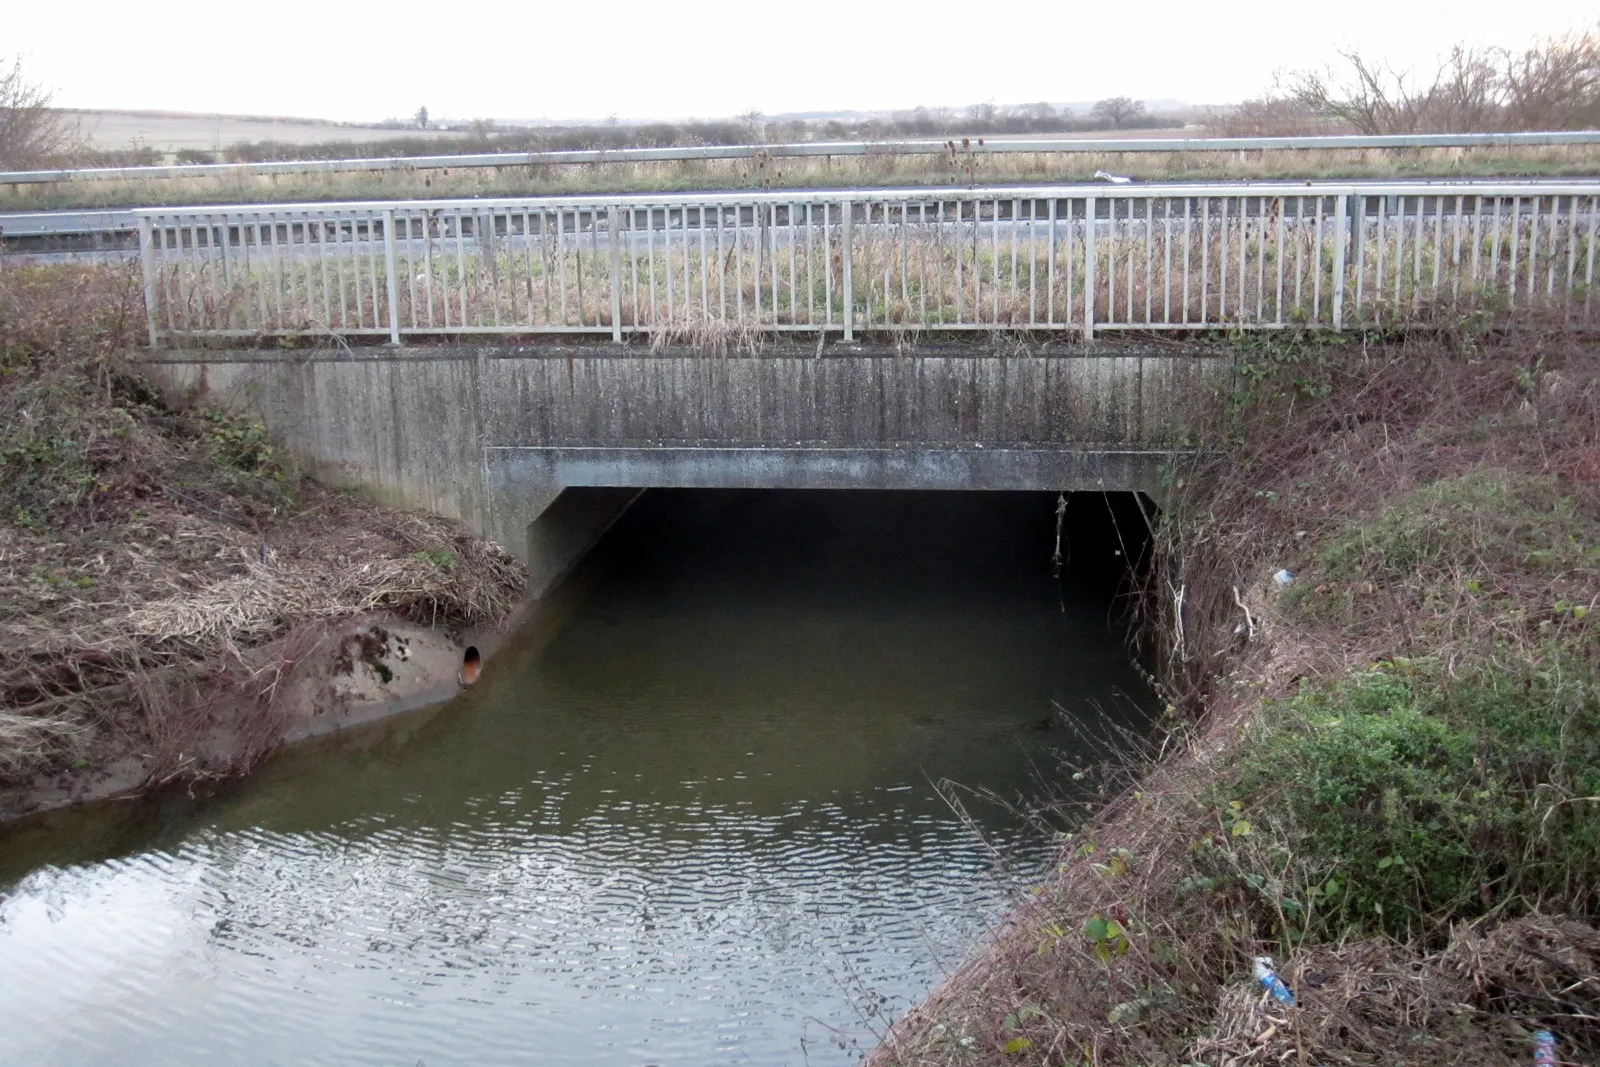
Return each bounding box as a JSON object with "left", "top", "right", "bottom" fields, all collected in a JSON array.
[{"left": 0, "top": 491, "right": 1153, "bottom": 1065}]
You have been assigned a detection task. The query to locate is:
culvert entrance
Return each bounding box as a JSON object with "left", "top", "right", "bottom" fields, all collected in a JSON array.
[{"left": 0, "top": 488, "right": 1158, "bottom": 1066}]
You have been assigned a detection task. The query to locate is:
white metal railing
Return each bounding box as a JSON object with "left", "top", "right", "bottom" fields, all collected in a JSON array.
[
  {"left": 11, "top": 130, "right": 1600, "bottom": 186},
  {"left": 134, "top": 181, "right": 1600, "bottom": 347}
]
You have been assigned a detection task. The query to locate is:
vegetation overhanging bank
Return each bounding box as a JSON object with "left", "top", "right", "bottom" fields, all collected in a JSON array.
[
  {"left": 872, "top": 325, "right": 1599, "bottom": 1064},
  {"left": 0, "top": 264, "right": 527, "bottom": 819}
]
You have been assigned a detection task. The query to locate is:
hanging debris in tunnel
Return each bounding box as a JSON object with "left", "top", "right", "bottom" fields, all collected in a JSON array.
[{"left": 1052, "top": 492, "right": 1068, "bottom": 579}]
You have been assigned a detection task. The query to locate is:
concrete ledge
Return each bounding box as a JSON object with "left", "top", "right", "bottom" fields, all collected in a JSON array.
[
  {"left": 139, "top": 340, "right": 1233, "bottom": 365},
  {"left": 486, "top": 446, "right": 1176, "bottom": 496}
]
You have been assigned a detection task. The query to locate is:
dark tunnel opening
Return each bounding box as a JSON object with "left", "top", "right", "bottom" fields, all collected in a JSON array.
[
  {"left": 506, "top": 487, "right": 1166, "bottom": 740},
  {"left": 561, "top": 487, "right": 1157, "bottom": 645}
]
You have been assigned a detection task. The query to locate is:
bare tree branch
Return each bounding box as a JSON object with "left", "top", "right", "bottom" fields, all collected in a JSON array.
[
  {"left": 0, "top": 55, "right": 80, "bottom": 169},
  {"left": 1210, "top": 25, "right": 1600, "bottom": 135}
]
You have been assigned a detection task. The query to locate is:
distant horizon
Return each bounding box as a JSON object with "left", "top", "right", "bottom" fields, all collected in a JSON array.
[{"left": 56, "top": 99, "right": 1207, "bottom": 131}]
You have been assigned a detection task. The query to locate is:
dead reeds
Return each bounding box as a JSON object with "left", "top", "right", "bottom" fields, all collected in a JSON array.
[{"left": 0, "top": 263, "right": 525, "bottom": 792}]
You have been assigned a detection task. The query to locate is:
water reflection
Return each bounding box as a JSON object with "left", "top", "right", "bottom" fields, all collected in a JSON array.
[{"left": 0, "top": 490, "right": 1151, "bottom": 1065}]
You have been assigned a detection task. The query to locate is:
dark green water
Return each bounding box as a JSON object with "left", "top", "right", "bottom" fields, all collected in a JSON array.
[{"left": 0, "top": 490, "right": 1152, "bottom": 1065}]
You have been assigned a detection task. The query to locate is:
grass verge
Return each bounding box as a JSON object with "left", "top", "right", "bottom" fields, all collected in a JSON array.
[
  {"left": 869, "top": 328, "right": 1598, "bottom": 1064},
  {"left": 0, "top": 263, "right": 525, "bottom": 794},
  {"left": 6, "top": 144, "right": 1600, "bottom": 212}
]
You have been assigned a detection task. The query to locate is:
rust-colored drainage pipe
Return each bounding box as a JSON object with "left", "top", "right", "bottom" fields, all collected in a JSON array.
[{"left": 458, "top": 646, "right": 481, "bottom": 687}]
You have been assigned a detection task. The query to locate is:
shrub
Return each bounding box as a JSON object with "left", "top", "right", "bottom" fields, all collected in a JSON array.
[{"left": 1226, "top": 660, "right": 1600, "bottom": 941}]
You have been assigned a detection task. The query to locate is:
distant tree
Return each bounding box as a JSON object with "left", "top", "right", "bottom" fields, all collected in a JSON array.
[
  {"left": 1282, "top": 49, "right": 1459, "bottom": 133},
  {"left": 1022, "top": 101, "right": 1057, "bottom": 120},
  {"left": 1501, "top": 27, "right": 1600, "bottom": 129},
  {"left": 1091, "top": 97, "right": 1146, "bottom": 129},
  {"left": 967, "top": 100, "right": 998, "bottom": 123},
  {"left": 414, "top": 106, "right": 429, "bottom": 130},
  {"left": 1203, "top": 96, "right": 1329, "bottom": 137},
  {"left": 0, "top": 56, "right": 78, "bottom": 169},
  {"left": 734, "top": 110, "right": 763, "bottom": 142},
  {"left": 1275, "top": 27, "right": 1600, "bottom": 134},
  {"left": 904, "top": 105, "right": 938, "bottom": 135}
]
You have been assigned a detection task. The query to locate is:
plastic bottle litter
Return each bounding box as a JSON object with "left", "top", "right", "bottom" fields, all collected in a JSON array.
[
  {"left": 1532, "top": 1030, "right": 1557, "bottom": 1066},
  {"left": 1253, "top": 957, "right": 1296, "bottom": 1007},
  {"left": 1272, "top": 569, "right": 1295, "bottom": 588}
]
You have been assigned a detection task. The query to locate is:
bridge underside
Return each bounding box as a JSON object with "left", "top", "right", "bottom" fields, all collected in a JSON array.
[
  {"left": 144, "top": 342, "right": 1220, "bottom": 592},
  {"left": 504, "top": 449, "right": 1173, "bottom": 595}
]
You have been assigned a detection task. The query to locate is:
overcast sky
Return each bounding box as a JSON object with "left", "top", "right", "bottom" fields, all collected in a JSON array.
[{"left": 6, "top": 0, "right": 1596, "bottom": 122}]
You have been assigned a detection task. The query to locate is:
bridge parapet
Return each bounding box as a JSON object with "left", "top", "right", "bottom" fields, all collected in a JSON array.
[{"left": 136, "top": 181, "right": 1600, "bottom": 349}]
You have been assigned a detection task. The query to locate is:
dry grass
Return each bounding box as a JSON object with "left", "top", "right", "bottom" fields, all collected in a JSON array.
[
  {"left": 0, "top": 262, "right": 526, "bottom": 788},
  {"left": 7, "top": 143, "right": 1600, "bottom": 212},
  {"left": 1191, "top": 914, "right": 1600, "bottom": 1066}
]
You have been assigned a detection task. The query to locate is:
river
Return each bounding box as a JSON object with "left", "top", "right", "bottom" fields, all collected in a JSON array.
[{"left": 0, "top": 489, "right": 1153, "bottom": 1065}]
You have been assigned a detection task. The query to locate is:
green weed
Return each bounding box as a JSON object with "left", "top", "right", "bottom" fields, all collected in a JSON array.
[{"left": 1223, "top": 660, "right": 1599, "bottom": 941}]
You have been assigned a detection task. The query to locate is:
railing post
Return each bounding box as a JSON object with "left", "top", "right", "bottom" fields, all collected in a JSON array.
[
  {"left": 608, "top": 205, "right": 624, "bottom": 343},
  {"left": 137, "top": 215, "right": 160, "bottom": 350},
  {"left": 841, "top": 199, "right": 854, "bottom": 342},
  {"left": 1347, "top": 192, "right": 1365, "bottom": 323},
  {"left": 383, "top": 208, "right": 401, "bottom": 345},
  {"left": 1083, "top": 196, "right": 1096, "bottom": 342},
  {"left": 1332, "top": 193, "right": 1348, "bottom": 331}
]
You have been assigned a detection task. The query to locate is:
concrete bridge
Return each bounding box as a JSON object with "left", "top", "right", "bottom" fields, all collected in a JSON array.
[
  {"left": 148, "top": 340, "right": 1217, "bottom": 593},
  {"left": 136, "top": 180, "right": 1598, "bottom": 591}
]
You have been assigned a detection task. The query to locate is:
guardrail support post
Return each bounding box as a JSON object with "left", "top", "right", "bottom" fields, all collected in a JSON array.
[
  {"left": 841, "top": 199, "right": 854, "bottom": 342},
  {"left": 383, "top": 209, "right": 402, "bottom": 345},
  {"left": 608, "top": 205, "right": 624, "bottom": 343},
  {"left": 1083, "top": 196, "right": 1096, "bottom": 342},
  {"left": 137, "top": 215, "right": 160, "bottom": 350},
  {"left": 1332, "top": 194, "right": 1349, "bottom": 330},
  {"left": 1348, "top": 193, "right": 1365, "bottom": 323}
]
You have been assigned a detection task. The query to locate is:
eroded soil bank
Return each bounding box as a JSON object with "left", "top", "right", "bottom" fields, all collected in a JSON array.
[
  {"left": 0, "top": 265, "right": 526, "bottom": 821},
  {"left": 870, "top": 330, "right": 1600, "bottom": 1066}
]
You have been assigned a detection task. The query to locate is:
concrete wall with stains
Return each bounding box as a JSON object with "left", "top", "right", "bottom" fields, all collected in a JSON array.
[{"left": 143, "top": 343, "right": 1226, "bottom": 575}]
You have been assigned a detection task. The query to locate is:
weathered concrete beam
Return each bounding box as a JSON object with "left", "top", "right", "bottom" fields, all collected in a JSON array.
[{"left": 487, "top": 446, "right": 1173, "bottom": 497}]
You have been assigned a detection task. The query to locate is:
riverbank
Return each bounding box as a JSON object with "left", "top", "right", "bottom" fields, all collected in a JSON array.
[
  {"left": 870, "top": 328, "right": 1599, "bottom": 1064},
  {"left": 0, "top": 264, "right": 526, "bottom": 820}
]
